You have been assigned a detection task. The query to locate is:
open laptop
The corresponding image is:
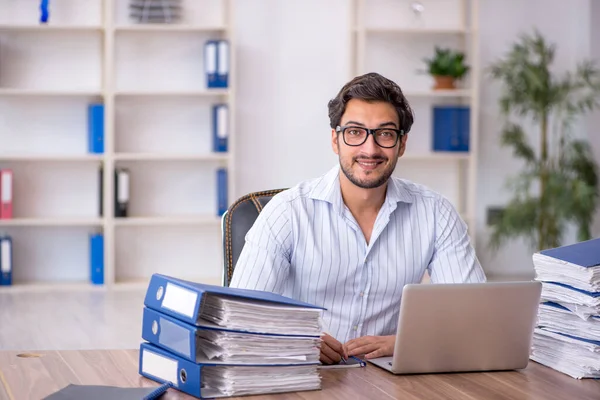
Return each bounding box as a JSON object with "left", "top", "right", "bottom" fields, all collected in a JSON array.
[{"left": 367, "top": 281, "right": 542, "bottom": 374}]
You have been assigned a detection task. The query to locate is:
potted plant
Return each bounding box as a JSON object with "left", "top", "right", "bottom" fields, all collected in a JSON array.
[
  {"left": 423, "top": 46, "right": 470, "bottom": 90},
  {"left": 488, "top": 30, "right": 600, "bottom": 252}
]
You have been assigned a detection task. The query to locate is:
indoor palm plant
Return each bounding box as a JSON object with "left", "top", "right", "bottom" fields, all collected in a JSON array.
[
  {"left": 423, "top": 46, "right": 469, "bottom": 90},
  {"left": 488, "top": 30, "right": 600, "bottom": 252}
]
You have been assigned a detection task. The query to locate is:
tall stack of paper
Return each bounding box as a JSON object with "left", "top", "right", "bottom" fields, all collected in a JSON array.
[
  {"left": 530, "top": 237, "right": 600, "bottom": 379},
  {"left": 139, "top": 274, "right": 324, "bottom": 398}
]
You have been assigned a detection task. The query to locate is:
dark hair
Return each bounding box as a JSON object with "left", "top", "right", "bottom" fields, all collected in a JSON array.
[{"left": 327, "top": 72, "right": 414, "bottom": 134}]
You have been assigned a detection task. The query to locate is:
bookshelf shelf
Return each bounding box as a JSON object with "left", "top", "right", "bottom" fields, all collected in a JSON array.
[
  {"left": 0, "top": 218, "right": 103, "bottom": 227},
  {"left": 114, "top": 216, "right": 221, "bottom": 227},
  {"left": 0, "top": 0, "right": 235, "bottom": 289},
  {"left": 114, "top": 153, "right": 228, "bottom": 162},
  {"left": 351, "top": 0, "right": 480, "bottom": 245},
  {"left": 115, "top": 25, "right": 227, "bottom": 33},
  {"left": 0, "top": 155, "right": 104, "bottom": 162}
]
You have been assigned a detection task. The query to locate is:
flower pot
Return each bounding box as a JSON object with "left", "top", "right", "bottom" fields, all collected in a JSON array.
[{"left": 433, "top": 75, "right": 456, "bottom": 90}]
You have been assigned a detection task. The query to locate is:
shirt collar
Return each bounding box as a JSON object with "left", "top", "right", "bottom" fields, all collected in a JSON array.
[{"left": 308, "top": 165, "right": 414, "bottom": 211}]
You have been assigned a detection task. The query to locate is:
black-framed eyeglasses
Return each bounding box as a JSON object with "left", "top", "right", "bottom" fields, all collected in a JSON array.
[{"left": 336, "top": 125, "right": 404, "bottom": 148}]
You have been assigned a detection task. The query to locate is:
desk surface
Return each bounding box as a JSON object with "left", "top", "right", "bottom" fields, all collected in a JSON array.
[{"left": 0, "top": 349, "right": 598, "bottom": 400}]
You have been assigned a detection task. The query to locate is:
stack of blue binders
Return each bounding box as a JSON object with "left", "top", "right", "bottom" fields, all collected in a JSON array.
[
  {"left": 530, "top": 237, "right": 600, "bottom": 379},
  {"left": 138, "top": 273, "right": 325, "bottom": 398}
]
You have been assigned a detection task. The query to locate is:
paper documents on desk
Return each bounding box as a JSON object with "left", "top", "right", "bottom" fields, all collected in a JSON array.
[
  {"left": 530, "top": 328, "right": 600, "bottom": 379},
  {"left": 531, "top": 239, "right": 600, "bottom": 379},
  {"left": 533, "top": 237, "right": 600, "bottom": 292},
  {"left": 537, "top": 302, "right": 600, "bottom": 342},
  {"left": 140, "top": 274, "right": 325, "bottom": 398},
  {"left": 199, "top": 294, "right": 323, "bottom": 336}
]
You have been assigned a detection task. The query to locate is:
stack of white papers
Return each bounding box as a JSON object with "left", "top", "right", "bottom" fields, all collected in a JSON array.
[
  {"left": 530, "top": 328, "right": 600, "bottom": 379},
  {"left": 200, "top": 294, "right": 323, "bottom": 336},
  {"left": 540, "top": 282, "right": 600, "bottom": 313},
  {"left": 537, "top": 302, "right": 600, "bottom": 342},
  {"left": 533, "top": 252, "right": 600, "bottom": 292},
  {"left": 201, "top": 365, "right": 321, "bottom": 398},
  {"left": 531, "top": 238, "right": 600, "bottom": 379},
  {"left": 195, "top": 329, "right": 321, "bottom": 364}
]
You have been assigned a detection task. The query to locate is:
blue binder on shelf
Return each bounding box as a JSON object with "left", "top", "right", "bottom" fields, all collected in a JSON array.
[
  {"left": 141, "top": 307, "right": 320, "bottom": 363},
  {"left": 212, "top": 104, "right": 228, "bottom": 152},
  {"left": 216, "top": 40, "right": 229, "bottom": 88},
  {"left": 432, "top": 105, "right": 470, "bottom": 152},
  {"left": 0, "top": 236, "right": 12, "bottom": 286},
  {"left": 540, "top": 237, "right": 600, "bottom": 268},
  {"left": 217, "top": 168, "right": 228, "bottom": 216},
  {"left": 204, "top": 40, "right": 219, "bottom": 89},
  {"left": 139, "top": 342, "right": 320, "bottom": 399},
  {"left": 143, "top": 273, "right": 325, "bottom": 327},
  {"left": 88, "top": 103, "right": 104, "bottom": 154},
  {"left": 89, "top": 233, "right": 104, "bottom": 285}
]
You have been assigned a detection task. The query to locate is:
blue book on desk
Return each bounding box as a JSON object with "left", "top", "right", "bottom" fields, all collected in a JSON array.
[
  {"left": 139, "top": 342, "right": 321, "bottom": 399},
  {"left": 143, "top": 273, "right": 325, "bottom": 329}
]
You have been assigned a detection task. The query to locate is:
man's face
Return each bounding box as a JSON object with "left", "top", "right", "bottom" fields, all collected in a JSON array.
[{"left": 331, "top": 99, "right": 407, "bottom": 189}]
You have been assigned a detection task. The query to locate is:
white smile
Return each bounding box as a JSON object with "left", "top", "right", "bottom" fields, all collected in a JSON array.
[{"left": 356, "top": 160, "right": 383, "bottom": 166}]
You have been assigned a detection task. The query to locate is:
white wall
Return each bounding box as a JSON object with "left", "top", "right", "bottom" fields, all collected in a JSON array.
[
  {"left": 474, "top": 0, "right": 594, "bottom": 278},
  {"left": 233, "top": 0, "right": 599, "bottom": 279},
  {"left": 233, "top": 0, "right": 347, "bottom": 195}
]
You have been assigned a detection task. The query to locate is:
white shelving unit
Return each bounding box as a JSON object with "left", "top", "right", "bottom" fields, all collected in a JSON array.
[
  {"left": 0, "top": 0, "right": 234, "bottom": 290},
  {"left": 350, "top": 0, "right": 480, "bottom": 243}
]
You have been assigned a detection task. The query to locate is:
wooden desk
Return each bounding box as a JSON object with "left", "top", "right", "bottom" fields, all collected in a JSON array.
[{"left": 0, "top": 350, "right": 598, "bottom": 400}]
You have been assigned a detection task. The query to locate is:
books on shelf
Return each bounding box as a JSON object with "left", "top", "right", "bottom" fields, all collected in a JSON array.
[
  {"left": 87, "top": 103, "right": 104, "bottom": 154},
  {"left": 432, "top": 105, "right": 470, "bottom": 152},
  {"left": 129, "top": 0, "right": 182, "bottom": 24},
  {"left": 139, "top": 274, "right": 325, "bottom": 398},
  {"left": 205, "top": 40, "right": 229, "bottom": 89},
  {"left": 0, "top": 169, "right": 13, "bottom": 219},
  {"left": 0, "top": 235, "right": 12, "bottom": 286},
  {"left": 531, "top": 238, "right": 600, "bottom": 379},
  {"left": 212, "top": 104, "right": 228, "bottom": 153}
]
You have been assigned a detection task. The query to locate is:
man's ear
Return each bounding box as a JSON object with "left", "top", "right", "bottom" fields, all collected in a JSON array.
[
  {"left": 398, "top": 134, "right": 408, "bottom": 158},
  {"left": 331, "top": 129, "right": 340, "bottom": 155}
]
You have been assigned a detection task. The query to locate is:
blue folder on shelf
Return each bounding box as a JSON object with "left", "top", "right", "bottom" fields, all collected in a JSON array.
[
  {"left": 0, "top": 236, "right": 12, "bottom": 286},
  {"left": 212, "top": 104, "right": 228, "bottom": 152},
  {"left": 89, "top": 233, "right": 104, "bottom": 285},
  {"left": 432, "top": 105, "right": 470, "bottom": 152},
  {"left": 139, "top": 342, "right": 321, "bottom": 399},
  {"left": 216, "top": 40, "right": 229, "bottom": 88},
  {"left": 143, "top": 273, "right": 325, "bottom": 327},
  {"left": 204, "top": 40, "right": 219, "bottom": 89},
  {"left": 87, "top": 103, "right": 104, "bottom": 154}
]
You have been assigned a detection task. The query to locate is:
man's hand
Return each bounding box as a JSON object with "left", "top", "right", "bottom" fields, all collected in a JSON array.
[
  {"left": 320, "top": 333, "right": 345, "bottom": 364},
  {"left": 343, "top": 335, "right": 395, "bottom": 359}
]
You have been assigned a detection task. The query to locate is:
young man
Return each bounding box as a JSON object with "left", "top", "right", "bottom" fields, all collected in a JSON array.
[{"left": 229, "top": 72, "right": 486, "bottom": 364}]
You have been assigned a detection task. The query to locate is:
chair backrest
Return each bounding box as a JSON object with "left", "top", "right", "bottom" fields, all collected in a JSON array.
[{"left": 221, "top": 188, "right": 287, "bottom": 286}]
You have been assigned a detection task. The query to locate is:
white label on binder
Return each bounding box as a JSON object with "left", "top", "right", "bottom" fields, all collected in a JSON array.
[
  {"left": 1, "top": 172, "right": 12, "bottom": 203},
  {"left": 159, "top": 316, "right": 191, "bottom": 357},
  {"left": 205, "top": 42, "right": 217, "bottom": 73},
  {"left": 162, "top": 282, "right": 198, "bottom": 318},
  {"left": 217, "top": 105, "right": 228, "bottom": 139},
  {"left": 117, "top": 171, "right": 129, "bottom": 203},
  {"left": 142, "top": 348, "right": 179, "bottom": 387},
  {"left": 218, "top": 40, "right": 229, "bottom": 74},
  {"left": 1, "top": 240, "right": 11, "bottom": 273}
]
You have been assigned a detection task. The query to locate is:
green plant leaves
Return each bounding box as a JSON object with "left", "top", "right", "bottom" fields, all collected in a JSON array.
[{"left": 422, "top": 46, "right": 469, "bottom": 78}]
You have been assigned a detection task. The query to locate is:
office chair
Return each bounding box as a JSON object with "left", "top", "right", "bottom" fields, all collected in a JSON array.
[{"left": 221, "top": 188, "right": 287, "bottom": 286}]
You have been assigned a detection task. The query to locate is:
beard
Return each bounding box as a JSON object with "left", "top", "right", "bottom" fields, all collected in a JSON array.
[{"left": 339, "top": 153, "right": 397, "bottom": 189}]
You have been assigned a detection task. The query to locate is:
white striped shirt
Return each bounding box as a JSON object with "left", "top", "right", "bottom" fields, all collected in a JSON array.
[{"left": 229, "top": 165, "right": 486, "bottom": 343}]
